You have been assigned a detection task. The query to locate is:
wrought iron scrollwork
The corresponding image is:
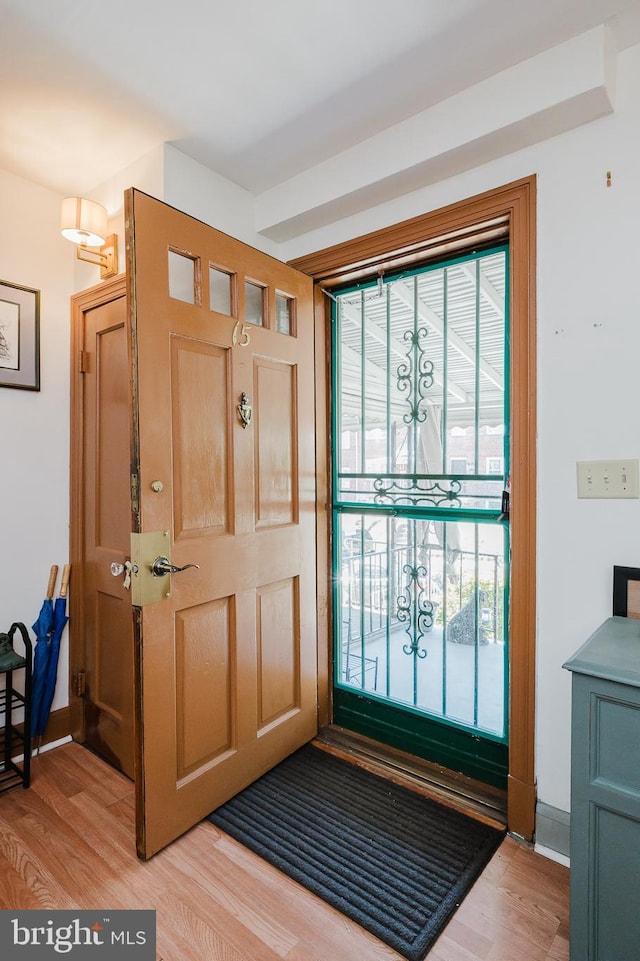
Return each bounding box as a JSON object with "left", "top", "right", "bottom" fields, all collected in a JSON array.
[
  {"left": 373, "top": 475, "right": 462, "bottom": 507},
  {"left": 397, "top": 327, "right": 434, "bottom": 425},
  {"left": 396, "top": 563, "right": 434, "bottom": 659}
]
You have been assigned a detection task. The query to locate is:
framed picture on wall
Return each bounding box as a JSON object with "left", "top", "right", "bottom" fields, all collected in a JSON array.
[
  {"left": 0, "top": 279, "right": 40, "bottom": 391},
  {"left": 613, "top": 565, "right": 640, "bottom": 619}
]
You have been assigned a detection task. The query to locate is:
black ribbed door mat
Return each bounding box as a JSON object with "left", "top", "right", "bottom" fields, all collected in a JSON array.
[{"left": 208, "top": 744, "right": 504, "bottom": 961}]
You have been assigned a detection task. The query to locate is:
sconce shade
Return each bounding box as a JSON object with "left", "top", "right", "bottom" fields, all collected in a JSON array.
[{"left": 60, "top": 197, "right": 107, "bottom": 246}]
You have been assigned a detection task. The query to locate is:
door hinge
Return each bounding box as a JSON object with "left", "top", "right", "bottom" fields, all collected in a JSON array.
[
  {"left": 131, "top": 473, "right": 140, "bottom": 515},
  {"left": 78, "top": 349, "right": 91, "bottom": 374},
  {"left": 74, "top": 670, "right": 86, "bottom": 697}
]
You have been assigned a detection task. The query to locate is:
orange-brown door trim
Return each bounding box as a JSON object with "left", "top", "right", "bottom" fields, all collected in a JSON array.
[
  {"left": 291, "top": 175, "right": 537, "bottom": 840},
  {"left": 313, "top": 285, "right": 332, "bottom": 729}
]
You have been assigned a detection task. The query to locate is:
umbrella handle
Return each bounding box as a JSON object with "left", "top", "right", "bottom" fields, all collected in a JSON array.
[
  {"left": 46, "top": 565, "right": 58, "bottom": 600},
  {"left": 60, "top": 564, "right": 71, "bottom": 599}
]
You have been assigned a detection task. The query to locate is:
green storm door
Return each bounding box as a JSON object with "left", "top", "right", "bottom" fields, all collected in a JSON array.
[{"left": 331, "top": 246, "right": 509, "bottom": 789}]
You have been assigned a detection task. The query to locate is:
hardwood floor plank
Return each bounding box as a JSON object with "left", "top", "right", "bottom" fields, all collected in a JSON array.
[
  {"left": 547, "top": 932, "right": 570, "bottom": 961},
  {"left": 33, "top": 743, "right": 133, "bottom": 805},
  {"left": 439, "top": 917, "right": 493, "bottom": 959},
  {"left": 0, "top": 810, "right": 81, "bottom": 909},
  {"left": 0, "top": 782, "right": 53, "bottom": 819},
  {"left": 507, "top": 846, "right": 571, "bottom": 912},
  {"left": 161, "top": 825, "right": 300, "bottom": 958},
  {"left": 152, "top": 851, "right": 285, "bottom": 961},
  {"left": 213, "top": 833, "right": 402, "bottom": 961},
  {"left": 282, "top": 936, "right": 402, "bottom": 961},
  {"left": 0, "top": 857, "right": 50, "bottom": 910},
  {"left": 484, "top": 940, "right": 549, "bottom": 961},
  {"left": 9, "top": 809, "right": 127, "bottom": 907},
  {"left": 0, "top": 742, "right": 569, "bottom": 961},
  {"left": 427, "top": 933, "right": 488, "bottom": 961},
  {"left": 106, "top": 792, "right": 136, "bottom": 830},
  {"left": 474, "top": 834, "right": 519, "bottom": 883},
  {"left": 155, "top": 891, "right": 261, "bottom": 961},
  {"left": 460, "top": 898, "right": 560, "bottom": 957}
]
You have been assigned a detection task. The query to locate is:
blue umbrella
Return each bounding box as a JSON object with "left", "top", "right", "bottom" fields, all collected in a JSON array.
[
  {"left": 35, "top": 564, "right": 70, "bottom": 749},
  {"left": 31, "top": 564, "right": 58, "bottom": 751}
]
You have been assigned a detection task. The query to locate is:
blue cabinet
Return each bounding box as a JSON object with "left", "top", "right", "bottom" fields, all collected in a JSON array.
[{"left": 564, "top": 617, "right": 640, "bottom": 961}]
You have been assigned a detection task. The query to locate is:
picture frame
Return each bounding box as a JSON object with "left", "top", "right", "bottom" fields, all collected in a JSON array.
[
  {"left": 612, "top": 565, "right": 640, "bottom": 619},
  {"left": 0, "top": 279, "right": 40, "bottom": 391}
]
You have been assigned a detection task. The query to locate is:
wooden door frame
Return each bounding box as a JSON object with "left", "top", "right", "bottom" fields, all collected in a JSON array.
[
  {"left": 291, "top": 175, "right": 537, "bottom": 840},
  {"left": 69, "top": 273, "right": 129, "bottom": 744}
]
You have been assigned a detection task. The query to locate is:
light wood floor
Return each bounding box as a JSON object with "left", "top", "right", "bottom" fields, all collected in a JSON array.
[{"left": 0, "top": 742, "right": 569, "bottom": 961}]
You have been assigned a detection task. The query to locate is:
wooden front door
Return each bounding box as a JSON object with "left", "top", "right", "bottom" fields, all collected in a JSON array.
[
  {"left": 70, "top": 277, "right": 136, "bottom": 779},
  {"left": 126, "top": 190, "right": 318, "bottom": 859}
]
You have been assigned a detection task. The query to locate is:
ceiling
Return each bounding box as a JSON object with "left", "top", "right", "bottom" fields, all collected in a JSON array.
[{"left": 1, "top": 0, "right": 639, "bottom": 199}]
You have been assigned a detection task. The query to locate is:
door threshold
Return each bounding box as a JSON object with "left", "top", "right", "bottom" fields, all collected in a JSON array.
[{"left": 314, "top": 724, "right": 507, "bottom": 831}]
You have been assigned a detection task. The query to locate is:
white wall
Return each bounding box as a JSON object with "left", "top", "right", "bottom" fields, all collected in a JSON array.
[
  {"left": 0, "top": 170, "right": 75, "bottom": 712},
  {"left": 259, "top": 26, "right": 615, "bottom": 242},
  {"left": 93, "top": 144, "right": 166, "bottom": 275},
  {"left": 535, "top": 44, "right": 640, "bottom": 812},
  {"left": 279, "top": 42, "right": 640, "bottom": 814},
  {"left": 163, "top": 146, "right": 279, "bottom": 257}
]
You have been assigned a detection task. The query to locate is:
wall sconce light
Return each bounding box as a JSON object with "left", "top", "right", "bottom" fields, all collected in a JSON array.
[{"left": 60, "top": 197, "right": 118, "bottom": 279}]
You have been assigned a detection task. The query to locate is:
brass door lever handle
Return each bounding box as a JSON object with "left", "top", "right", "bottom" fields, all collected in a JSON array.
[{"left": 151, "top": 556, "right": 200, "bottom": 577}]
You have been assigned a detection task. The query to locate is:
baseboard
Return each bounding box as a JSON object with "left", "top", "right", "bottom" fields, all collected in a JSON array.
[
  {"left": 535, "top": 801, "right": 570, "bottom": 864},
  {"left": 14, "top": 705, "right": 73, "bottom": 749},
  {"left": 534, "top": 843, "right": 570, "bottom": 868}
]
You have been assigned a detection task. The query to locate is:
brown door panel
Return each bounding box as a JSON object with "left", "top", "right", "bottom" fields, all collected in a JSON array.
[{"left": 127, "top": 189, "right": 318, "bottom": 858}]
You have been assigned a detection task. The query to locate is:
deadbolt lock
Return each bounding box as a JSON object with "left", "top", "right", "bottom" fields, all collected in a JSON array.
[
  {"left": 130, "top": 532, "right": 201, "bottom": 605},
  {"left": 130, "top": 531, "right": 171, "bottom": 606}
]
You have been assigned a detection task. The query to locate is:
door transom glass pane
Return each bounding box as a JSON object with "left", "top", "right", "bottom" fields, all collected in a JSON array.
[
  {"left": 245, "top": 280, "right": 265, "bottom": 326},
  {"left": 209, "top": 266, "right": 234, "bottom": 316},
  {"left": 275, "top": 292, "right": 294, "bottom": 335},
  {"left": 168, "top": 250, "right": 198, "bottom": 304}
]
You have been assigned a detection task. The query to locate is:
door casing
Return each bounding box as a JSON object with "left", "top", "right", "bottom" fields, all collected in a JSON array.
[{"left": 291, "top": 175, "right": 537, "bottom": 840}]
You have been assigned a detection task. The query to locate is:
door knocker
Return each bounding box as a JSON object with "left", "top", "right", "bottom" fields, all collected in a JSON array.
[
  {"left": 232, "top": 320, "right": 251, "bottom": 348},
  {"left": 237, "top": 392, "right": 252, "bottom": 429}
]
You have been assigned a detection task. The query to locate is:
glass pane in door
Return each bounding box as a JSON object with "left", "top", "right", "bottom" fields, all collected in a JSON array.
[{"left": 245, "top": 281, "right": 265, "bottom": 326}]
